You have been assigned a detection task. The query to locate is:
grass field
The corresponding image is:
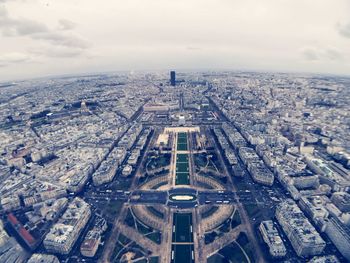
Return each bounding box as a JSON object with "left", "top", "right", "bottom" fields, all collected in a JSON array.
[
  {"left": 177, "top": 143, "right": 188, "bottom": 151},
  {"left": 172, "top": 213, "right": 193, "bottom": 243},
  {"left": 145, "top": 231, "right": 162, "bottom": 244},
  {"left": 146, "top": 153, "right": 171, "bottom": 170},
  {"left": 177, "top": 133, "right": 188, "bottom": 151},
  {"left": 175, "top": 152, "right": 190, "bottom": 185},
  {"left": 171, "top": 244, "right": 194, "bottom": 263},
  {"left": 175, "top": 172, "right": 190, "bottom": 185},
  {"left": 231, "top": 210, "right": 242, "bottom": 229},
  {"left": 207, "top": 254, "right": 225, "bottom": 263},
  {"left": 177, "top": 136, "right": 187, "bottom": 143},
  {"left": 201, "top": 206, "right": 219, "bottom": 219},
  {"left": 208, "top": 242, "right": 249, "bottom": 263},
  {"left": 244, "top": 203, "right": 261, "bottom": 218},
  {"left": 105, "top": 200, "right": 123, "bottom": 216},
  {"left": 171, "top": 212, "right": 194, "bottom": 263},
  {"left": 178, "top": 132, "right": 187, "bottom": 138},
  {"left": 176, "top": 162, "right": 189, "bottom": 172},
  {"left": 177, "top": 154, "right": 189, "bottom": 163}
]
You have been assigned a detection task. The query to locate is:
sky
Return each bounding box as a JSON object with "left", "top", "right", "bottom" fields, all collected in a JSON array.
[{"left": 0, "top": 0, "right": 350, "bottom": 81}]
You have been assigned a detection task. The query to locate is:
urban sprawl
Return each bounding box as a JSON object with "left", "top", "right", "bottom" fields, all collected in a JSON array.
[{"left": 0, "top": 71, "right": 349, "bottom": 263}]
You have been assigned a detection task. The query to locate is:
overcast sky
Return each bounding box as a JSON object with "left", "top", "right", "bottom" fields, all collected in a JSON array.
[{"left": 0, "top": 0, "right": 350, "bottom": 81}]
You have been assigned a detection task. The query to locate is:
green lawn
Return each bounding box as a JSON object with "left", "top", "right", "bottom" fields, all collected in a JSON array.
[
  {"left": 194, "top": 153, "right": 208, "bottom": 168},
  {"left": 105, "top": 200, "right": 124, "bottom": 218},
  {"left": 177, "top": 154, "right": 189, "bottom": 163},
  {"left": 231, "top": 210, "right": 241, "bottom": 229},
  {"left": 205, "top": 231, "right": 218, "bottom": 244},
  {"left": 244, "top": 204, "right": 261, "bottom": 218},
  {"left": 177, "top": 143, "right": 188, "bottom": 151},
  {"left": 201, "top": 206, "right": 219, "bottom": 219},
  {"left": 125, "top": 209, "right": 136, "bottom": 228},
  {"left": 145, "top": 231, "right": 162, "bottom": 244},
  {"left": 175, "top": 153, "right": 190, "bottom": 185},
  {"left": 176, "top": 162, "right": 189, "bottom": 172},
  {"left": 136, "top": 220, "right": 152, "bottom": 235},
  {"left": 236, "top": 232, "right": 255, "bottom": 263},
  {"left": 172, "top": 213, "right": 193, "bottom": 243},
  {"left": 176, "top": 172, "right": 190, "bottom": 185},
  {"left": 178, "top": 132, "right": 187, "bottom": 139},
  {"left": 149, "top": 257, "right": 159, "bottom": 263},
  {"left": 219, "top": 242, "right": 249, "bottom": 263},
  {"left": 118, "top": 234, "right": 132, "bottom": 246},
  {"left": 147, "top": 154, "right": 171, "bottom": 170},
  {"left": 171, "top": 244, "right": 194, "bottom": 263},
  {"left": 207, "top": 254, "right": 225, "bottom": 263},
  {"left": 146, "top": 206, "right": 164, "bottom": 219}
]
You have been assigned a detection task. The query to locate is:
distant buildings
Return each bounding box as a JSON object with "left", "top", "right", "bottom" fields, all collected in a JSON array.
[
  {"left": 122, "top": 164, "right": 133, "bottom": 177},
  {"left": 7, "top": 213, "right": 37, "bottom": 250},
  {"left": 178, "top": 115, "right": 186, "bottom": 126},
  {"left": 170, "top": 71, "right": 176, "bottom": 86},
  {"left": 44, "top": 197, "right": 91, "bottom": 255},
  {"left": 92, "top": 147, "right": 126, "bottom": 186},
  {"left": 304, "top": 156, "right": 350, "bottom": 192},
  {"left": 143, "top": 102, "right": 179, "bottom": 112},
  {"left": 331, "top": 192, "right": 350, "bottom": 213},
  {"left": 238, "top": 147, "right": 274, "bottom": 186},
  {"left": 308, "top": 255, "right": 340, "bottom": 263},
  {"left": 1, "top": 194, "right": 21, "bottom": 211},
  {"left": 80, "top": 229, "right": 101, "bottom": 258},
  {"left": 259, "top": 220, "right": 286, "bottom": 258},
  {"left": 297, "top": 194, "right": 350, "bottom": 261},
  {"left": 0, "top": 70, "right": 349, "bottom": 261},
  {"left": 213, "top": 128, "right": 238, "bottom": 170},
  {"left": 324, "top": 217, "right": 350, "bottom": 261},
  {"left": 247, "top": 161, "right": 274, "bottom": 186},
  {"left": 0, "top": 219, "right": 28, "bottom": 262},
  {"left": 27, "top": 254, "right": 60, "bottom": 263},
  {"left": 80, "top": 217, "right": 107, "bottom": 258},
  {"left": 276, "top": 199, "right": 326, "bottom": 257},
  {"left": 92, "top": 124, "right": 145, "bottom": 186}
]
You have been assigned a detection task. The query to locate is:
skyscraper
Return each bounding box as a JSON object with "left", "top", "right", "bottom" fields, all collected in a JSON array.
[{"left": 170, "top": 71, "right": 176, "bottom": 86}]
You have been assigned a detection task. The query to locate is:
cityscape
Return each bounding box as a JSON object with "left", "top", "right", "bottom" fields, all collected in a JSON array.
[
  {"left": 0, "top": 70, "right": 349, "bottom": 263},
  {"left": 1, "top": 0, "right": 350, "bottom": 262}
]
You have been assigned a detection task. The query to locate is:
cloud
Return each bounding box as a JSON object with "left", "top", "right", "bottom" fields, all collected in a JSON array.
[
  {"left": 31, "top": 32, "right": 90, "bottom": 49},
  {"left": 29, "top": 46, "right": 86, "bottom": 58},
  {"left": 301, "top": 47, "right": 319, "bottom": 61},
  {"left": 186, "top": 46, "right": 202, "bottom": 51},
  {"left": 325, "top": 48, "right": 342, "bottom": 61},
  {"left": 0, "top": 6, "right": 89, "bottom": 49},
  {"left": 58, "top": 19, "right": 76, "bottom": 31},
  {"left": 301, "top": 47, "right": 343, "bottom": 62},
  {"left": 0, "top": 0, "right": 27, "bottom": 3},
  {"left": 0, "top": 6, "right": 8, "bottom": 16},
  {"left": 0, "top": 18, "right": 48, "bottom": 36},
  {"left": 337, "top": 22, "right": 350, "bottom": 38},
  {"left": 0, "top": 52, "right": 31, "bottom": 66}
]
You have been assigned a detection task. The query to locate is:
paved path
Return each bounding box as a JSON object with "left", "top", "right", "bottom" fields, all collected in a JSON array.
[
  {"left": 99, "top": 130, "right": 156, "bottom": 263},
  {"left": 99, "top": 206, "right": 128, "bottom": 263},
  {"left": 162, "top": 208, "right": 173, "bottom": 263},
  {"left": 211, "top": 129, "right": 266, "bottom": 263},
  {"left": 205, "top": 225, "right": 244, "bottom": 257},
  {"left": 119, "top": 224, "right": 162, "bottom": 255}
]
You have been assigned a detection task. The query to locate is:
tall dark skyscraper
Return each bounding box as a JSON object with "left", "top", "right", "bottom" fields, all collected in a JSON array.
[{"left": 170, "top": 71, "right": 176, "bottom": 86}]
